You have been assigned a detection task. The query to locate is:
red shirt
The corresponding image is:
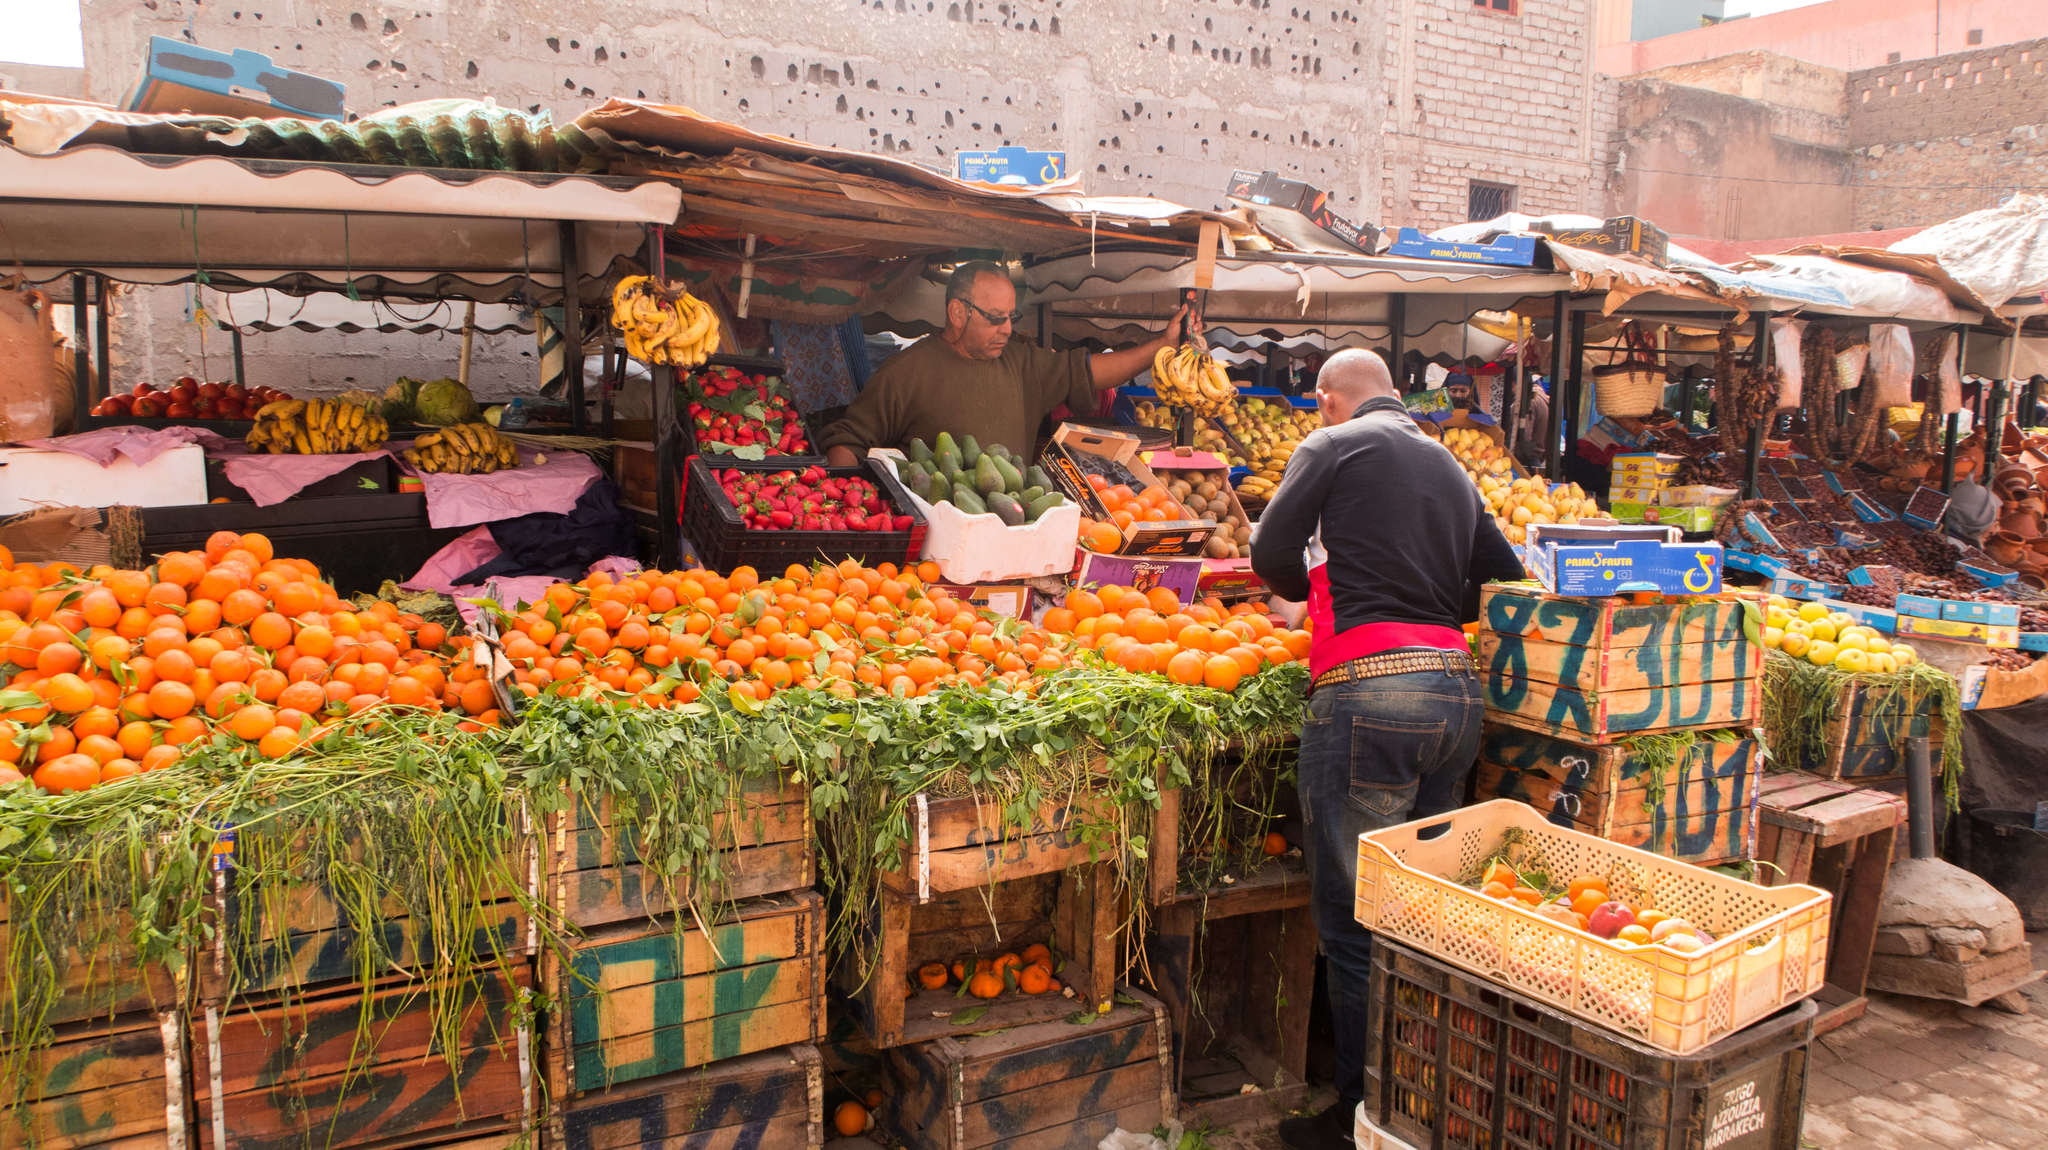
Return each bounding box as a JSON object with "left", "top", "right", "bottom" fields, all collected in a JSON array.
[{"left": 1306, "top": 563, "right": 1468, "bottom": 680}]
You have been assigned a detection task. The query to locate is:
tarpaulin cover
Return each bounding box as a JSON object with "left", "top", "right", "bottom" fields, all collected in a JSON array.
[
  {"left": 1891, "top": 193, "right": 2048, "bottom": 312},
  {"left": 1959, "top": 695, "right": 2048, "bottom": 812}
]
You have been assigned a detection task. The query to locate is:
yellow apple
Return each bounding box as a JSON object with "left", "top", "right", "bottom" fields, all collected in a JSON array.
[
  {"left": 1762, "top": 626, "right": 1785, "bottom": 650},
  {"left": 1778, "top": 631, "right": 1810, "bottom": 658},
  {"left": 1806, "top": 618, "right": 1838, "bottom": 644},
  {"left": 1836, "top": 630, "right": 1868, "bottom": 652},
  {"left": 1890, "top": 644, "right": 1917, "bottom": 667},
  {"left": 1834, "top": 647, "right": 1870, "bottom": 673},
  {"left": 1806, "top": 639, "right": 1839, "bottom": 667},
  {"left": 1798, "top": 601, "right": 1829, "bottom": 623}
]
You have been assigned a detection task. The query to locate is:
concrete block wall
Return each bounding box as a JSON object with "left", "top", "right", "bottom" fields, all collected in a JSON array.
[{"left": 1847, "top": 37, "right": 2048, "bottom": 227}]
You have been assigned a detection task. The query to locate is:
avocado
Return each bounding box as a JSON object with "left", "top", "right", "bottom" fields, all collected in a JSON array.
[
  {"left": 988, "top": 492, "right": 1026, "bottom": 526},
  {"left": 959, "top": 434, "right": 982, "bottom": 469},
  {"left": 935, "top": 450, "right": 961, "bottom": 487},
  {"left": 986, "top": 442, "right": 1013, "bottom": 464},
  {"left": 934, "top": 431, "right": 958, "bottom": 460},
  {"left": 1025, "top": 491, "right": 1066, "bottom": 522},
  {"left": 907, "top": 438, "right": 934, "bottom": 465},
  {"left": 989, "top": 454, "right": 1024, "bottom": 495},
  {"left": 1025, "top": 465, "right": 1055, "bottom": 491},
  {"left": 1020, "top": 485, "right": 1045, "bottom": 504},
  {"left": 951, "top": 482, "right": 987, "bottom": 516},
  {"left": 974, "top": 455, "right": 1005, "bottom": 496},
  {"left": 905, "top": 467, "right": 934, "bottom": 499}
]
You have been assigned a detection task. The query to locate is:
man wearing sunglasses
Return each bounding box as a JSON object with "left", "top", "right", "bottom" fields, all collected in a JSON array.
[{"left": 822, "top": 260, "right": 1196, "bottom": 465}]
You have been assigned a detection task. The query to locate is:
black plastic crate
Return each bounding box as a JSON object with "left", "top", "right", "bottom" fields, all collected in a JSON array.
[
  {"left": 682, "top": 455, "right": 926, "bottom": 572},
  {"left": 1368, "top": 941, "right": 1814, "bottom": 1150},
  {"left": 205, "top": 456, "right": 397, "bottom": 502}
]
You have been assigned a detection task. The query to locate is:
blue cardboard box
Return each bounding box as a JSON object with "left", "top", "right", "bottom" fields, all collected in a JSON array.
[
  {"left": 1740, "top": 512, "right": 1782, "bottom": 552},
  {"left": 1821, "top": 599, "right": 1899, "bottom": 635},
  {"left": 1723, "top": 550, "right": 1765, "bottom": 574},
  {"left": 1959, "top": 560, "right": 2019, "bottom": 589},
  {"left": 1894, "top": 593, "right": 1943, "bottom": 620},
  {"left": 2017, "top": 632, "right": 2048, "bottom": 653},
  {"left": 126, "top": 36, "right": 344, "bottom": 120},
  {"left": 1387, "top": 228, "right": 1543, "bottom": 268},
  {"left": 1846, "top": 564, "right": 1904, "bottom": 586},
  {"left": 957, "top": 147, "right": 1068, "bottom": 186},
  {"left": 1834, "top": 530, "right": 1877, "bottom": 550},
  {"left": 1847, "top": 493, "right": 1893, "bottom": 523},
  {"left": 1901, "top": 486, "right": 1951, "bottom": 532},
  {"left": 1769, "top": 577, "right": 1842, "bottom": 601},
  {"left": 1525, "top": 524, "right": 1723, "bottom": 597},
  {"left": 1940, "top": 600, "right": 2021, "bottom": 628}
]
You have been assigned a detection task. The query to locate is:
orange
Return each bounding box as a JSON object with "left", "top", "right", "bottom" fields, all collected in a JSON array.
[
  {"left": 256, "top": 726, "right": 301, "bottom": 759},
  {"left": 1480, "top": 880, "right": 1513, "bottom": 900},
  {"left": 1482, "top": 862, "right": 1518, "bottom": 888},
  {"left": 1017, "top": 964, "right": 1053, "bottom": 995},
  {"left": 75, "top": 734, "right": 123, "bottom": 766},
  {"left": 146, "top": 680, "right": 196, "bottom": 719},
  {"left": 32, "top": 752, "right": 100, "bottom": 793},
  {"left": 39, "top": 673, "right": 94, "bottom": 714},
  {"left": 116, "top": 720, "right": 155, "bottom": 759},
  {"left": 1566, "top": 876, "right": 1608, "bottom": 901},
  {"left": 228, "top": 704, "right": 277, "bottom": 741},
  {"left": 98, "top": 758, "right": 141, "bottom": 784},
  {"left": 916, "top": 962, "right": 949, "bottom": 990},
  {"left": 966, "top": 970, "right": 1004, "bottom": 999},
  {"left": 1262, "top": 831, "right": 1289, "bottom": 857},
  {"left": 141, "top": 744, "right": 181, "bottom": 772},
  {"left": 1201, "top": 654, "right": 1242, "bottom": 692},
  {"left": 1021, "top": 942, "right": 1053, "bottom": 968},
  {"left": 35, "top": 642, "right": 83, "bottom": 677},
  {"left": 832, "top": 1102, "right": 869, "bottom": 1139},
  {"left": 1510, "top": 886, "right": 1545, "bottom": 906},
  {"left": 71, "top": 706, "right": 120, "bottom": 740},
  {"left": 1571, "top": 889, "right": 1607, "bottom": 918},
  {"left": 1616, "top": 924, "right": 1652, "bottom": 945}
]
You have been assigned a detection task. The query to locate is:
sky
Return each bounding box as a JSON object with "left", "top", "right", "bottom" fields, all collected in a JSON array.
[
  {"left": 1723, "top": 0, "right": 1831, "bottom": 15},
  {"left": 0, "top": 0, "right": 84, "bottom": 68}
]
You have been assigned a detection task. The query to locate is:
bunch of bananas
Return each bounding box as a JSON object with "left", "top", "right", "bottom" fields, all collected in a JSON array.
[
  {"left": 245, "top": 398, "right": 389, "bottom": 455},
  {"left": 1149, "top": 342, "right": 1236, "bottom": 417},
  {"left": 611, "top": 275, "right": 721, "bottom": 367},
  {"left": 1236, "top": 473, "right": 1279, "bottom": 504},
  {"left": 402, "top": 423, "right": 523, "bottom": 475}
]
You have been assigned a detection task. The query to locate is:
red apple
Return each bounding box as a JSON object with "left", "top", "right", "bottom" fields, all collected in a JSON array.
[{"left": 1586, "top": 901, "right": 1637, "bottom": 940}]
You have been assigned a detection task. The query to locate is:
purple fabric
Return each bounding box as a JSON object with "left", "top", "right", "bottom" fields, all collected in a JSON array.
[
  {"left": 24, "top": 425, "right": 229, "bottom": 465},
  {"left": 219, "top": 448, "right": 391, "bottom": 507},
  {"left": 401, "top": 446, "right": 601, "bottom": 530}
]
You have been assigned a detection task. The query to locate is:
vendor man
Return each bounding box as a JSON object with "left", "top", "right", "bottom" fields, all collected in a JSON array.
[
  {"left": 1249, "top": 349, "right": 1525, "bottom": 1150},
  {"left": 821, "top": 261, "right": 1196, "bottom": 464}
]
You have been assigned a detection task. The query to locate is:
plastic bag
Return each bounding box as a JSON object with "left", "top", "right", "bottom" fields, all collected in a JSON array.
[
  {"left": 1867, "top": 324, "right": 1914, "bottom": 407},
  {"left": 1771, "top": 318, "right": 1806, "bottom": 409},
  {"left": 1935, "top": 330, "right": 1963, "bottom": 414},
  {"left": 1835, "top": 342, "right": 1869, "bottom": 391}
]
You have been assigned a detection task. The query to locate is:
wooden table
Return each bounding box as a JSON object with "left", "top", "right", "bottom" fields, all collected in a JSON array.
[{"left": 1755, "top": 771, "right": 1905, "bottom": 1036}]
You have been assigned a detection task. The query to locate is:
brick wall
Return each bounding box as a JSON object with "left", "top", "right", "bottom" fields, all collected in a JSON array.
[{"left": 1848, "top": 38, "right": 2048, "bottom": 226}]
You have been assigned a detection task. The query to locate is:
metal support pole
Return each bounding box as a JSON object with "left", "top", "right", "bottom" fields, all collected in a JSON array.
[
  {"left": 1562, "top": 309, "right": 1588, "bottom": 480},
  {"left": 1388, "top": 294, "right": 1407, "bottom": 395},
  {"left": 1985, "top": 377, "right": 2006, "bottom": 480},
  {"left": 1941, "top": 412, "right": 1961, "bottom": 492},
  {"left": 558, "top": 221, "right": 589, "bottom": 435},
  {"left": 1904, "top": 735, "right": 1936, "bottom": 861},
  {"left": 1501, "top": 363, "right": 1520, "bottom": 452},
  {"left": 71, "top": 273, "right": 90, "bottom": 425},
  {"left": 93, "top": 274, "right": 110, "bottom": 405},
  {"left": 230, "top": 328, "right": 246, "bottom": 390},
  {"left": 1546, "top": 294, "right": 1568, "bottom": 480},
  {"left": 1744, "top": 421, "right": 1765, "bottom": 500},
  {"left": 644, "top": 228, "right": 679, "bottom": 565}
]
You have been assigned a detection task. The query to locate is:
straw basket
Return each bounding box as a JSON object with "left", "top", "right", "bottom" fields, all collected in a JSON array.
[
  {"left": 1354, "top": 800, "right": 1832, "bottom": 1056},
  {"left": 1594, "top": 363, "right": 1662, "bottom": 417}
]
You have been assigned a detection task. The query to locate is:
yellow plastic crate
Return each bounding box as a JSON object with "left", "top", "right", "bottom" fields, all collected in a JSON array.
[{"left": 1354, "top": 799, "right": 1831, "bottom": 1055}]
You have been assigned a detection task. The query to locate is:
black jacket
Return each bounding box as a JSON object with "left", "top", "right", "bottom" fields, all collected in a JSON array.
[{"left": 1249, "top": 396, "right": 1526, "bottom": 630}]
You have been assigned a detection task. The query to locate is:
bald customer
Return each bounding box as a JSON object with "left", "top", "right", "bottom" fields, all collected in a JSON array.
[
  {"left": 822, "top": 261, "right": 1195, "bottom": 464},
  {"left": 1250, "top": 350, "right": 1525, "bottom": 1149}
]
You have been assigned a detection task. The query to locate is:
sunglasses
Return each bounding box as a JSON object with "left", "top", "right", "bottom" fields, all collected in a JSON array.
[{"left": 962, "top": 301, "right": 1024, "bottom": 327}]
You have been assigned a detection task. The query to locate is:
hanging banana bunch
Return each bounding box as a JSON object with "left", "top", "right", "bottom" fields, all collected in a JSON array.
[
  {"left": 245, "top": 397, "right": 390, "bottom": 455},
  {"left": 1148, "top": 339, "right": 1237, "bottom": 418},
  {"left": 610, "top": 274, "right": 721, "bottom": 367},
  {"left": 403, "top": 422, "right": 522, "bottom": 474}
]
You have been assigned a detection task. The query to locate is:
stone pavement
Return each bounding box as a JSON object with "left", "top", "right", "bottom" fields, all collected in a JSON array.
[{"left": 1799, "top": 932, "right": 2048, "bottom": 1150}]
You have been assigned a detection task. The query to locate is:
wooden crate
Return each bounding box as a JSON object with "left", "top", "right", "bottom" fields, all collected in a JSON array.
[
  {"left": 883, "top": 987, "right": 1174, "bottom": 1150},
  {"left": 1146, "top": 860, "right": 1314, "bottom": 1126},
  {"left": 1472, "top": 724, "right": 1762, "bottom": 865},
  {"left": 544, "top": 773, "right": 813, "bottom": 930},
  {"left": 0, "top": 895, "right": 178, "bottom": 1028},
  {"left": 191, "top": 967, "right": 533, "bottom": 1150},
  {"left": 1145, "top": 739, "right": 1299, "bottom": 906},
  {"left": 853, "top": 865, "right": 1120, "bottom": 1051},
  {"left": 1756, "top": 771, "right": 1904, "bottom": 1036},
  {"left": 1769, "top": 676, "right": 1945, "bottom": 782},
  {"left": 199, "top": 819, "right": 534, "bottom": 1004},
  {"left": 552, "top": 1044, "right": 823, "bottom": 1150},
  {"left": 541, "top": 890, "right": 827, "bottom": 1111},
  {"left": 1478, "top": 587, "right": 1762, "bottom": 742},
  {"left": 1, "top": 1010, "right": 189, "bottom": 1150}
]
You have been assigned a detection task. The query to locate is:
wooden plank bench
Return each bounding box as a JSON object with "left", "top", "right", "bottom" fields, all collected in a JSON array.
[
  {"left": 1755, "top": 771, "right": 1904, "bottom": 1036},
  {"left": 882, "top": 986, "right": 1174, "bottom": 1150},
  {"left": 1146, "top": 858, "right": 1315, "bottom": 1127}
]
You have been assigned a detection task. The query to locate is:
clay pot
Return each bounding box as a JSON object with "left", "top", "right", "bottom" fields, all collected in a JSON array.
[
  {"left": 2001, "top": 509, "right": 2042, "bottom": 538},
  {"left": 2023, "top": 571, "right": 2048, "bottom": 592},
  {"left": 1895, "top": 460, "right": 1933, "bottom": 482},
  {"left": 1994, "top": 466, "right": 2033, "bottom": 497},
  {"left": 1988, "top": 531, "right": 2031, "bottom": 566}
]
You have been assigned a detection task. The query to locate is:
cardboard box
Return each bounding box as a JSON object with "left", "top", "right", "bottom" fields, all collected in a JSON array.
[
  {"left": 2017, "top": 631, "right": 2048, "bottom": 653},
  {"left": 1740, "top": 511, "right": 1782, "bottom": 552},
  {"left": 1896, "top": 613, "right": 2019, "bottom": 648},
  {"left": 1608, "top": 484, "right": 1669, "bottom": 506},
  {"left": 955, "top": 147, "right": 1067, "bottom": 186},
  {"left": 1041, "top": 424, "right": 1216, "bottom": 558},
  {"left": 1609, "top": 452, "right": 1683, "bottom": 478},
  {"left": 1820, "top": 599, "right": 1899, "bottom": 635},
  {"left": 1893, "top": 593, "right": 1943, "bottom": 620},
  {"left": 1847, "top": 493, "right": 1892, "bottom": 522},
  {"left": 1609, "top": 501, "right": 1716, "bottom": 533},
  {"left": 125, "top": 36, "right": 345, "bottom": 120},
  {"left": 1846, "top": 564, "right": 1903, "bottom": 587},
  {"left": 1661, "top": 485, "right": 1738, "bottom": 508},
  {"left": 1196, "top": 558, "right": 1265, "bottom": 600},
  {"left": 1145, "top": 448, "right": 1256, "bottom": 561},
  {"left": 1769, "top": 577, "right": 1843, "bottom": 601},
  {"left": 1225, "top": 170, "right": 1378, "bottom": 254},
  {"left": 0, "top": 444, "right": 208, "bottom": 513},
  {"left": 1900, "top": 486, "right": 1951, "bottom": 532},
  {"left": 1939, "top": 599, "right": 2021, "bottom": 628},
  {"left": 1533, "top": 215, "right": 1670, "bottom": 267},
  {"left": 1385, "top": 227, "right": 1543, "bottom": 268},
  {"left": 1070, "top": 549, "right": 1204, "bottom": 606},
  {"left": 1524, "top": 523, "right": 1723, "bottom": 597},
  {"left": 1959, "top": 559, "right": 2020, "bottom": 588},
  {"left": 1403, "top": 388, "right": 1454, "bottom": 415},
  {"left": 932, "top": 582, "right": 1035, "bottom": 620},
  {"left": 1960, "top": 664, "right": 1987, "bottom": 710}
]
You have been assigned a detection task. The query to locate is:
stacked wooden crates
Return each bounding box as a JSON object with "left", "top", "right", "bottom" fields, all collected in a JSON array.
[
  {"left": 0, "top": 896, "right": 187, "bottom": 1149},
  {"left": 863, "top": 790, "right": 1168, "bottom": 1150},
  {"left": 537, "top": 771, "right": 825, "bottom": 1150},
  {"left": 188, "top": 818, "right": 538, "bottom": 1150},
  {"left": 1473, "top": 587, "right": 1765, "bottom": 866}
]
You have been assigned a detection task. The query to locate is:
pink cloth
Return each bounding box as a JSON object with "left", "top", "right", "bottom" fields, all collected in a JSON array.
[
  {"left": 24, "top": 425, "right": 228, "bottom": 465},
  {"left": 219, "top": 448, "right": 391, "bottom": 507},
  {"left": 401, "top": 526, "right": 501, "bottom": 594},
  {"left": 403, "top": 447, "right": 601, "bottom": 530}
]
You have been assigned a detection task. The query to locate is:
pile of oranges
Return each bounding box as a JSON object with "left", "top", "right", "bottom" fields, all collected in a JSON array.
[
  {"left": 1076, "top": 474, "right": 1191, "bottom": 554},
  {"left": 0, "top": 532, "right": 451, "bottom": 794},
  {"left": 915, "top": 942, "right": 1060, "bottom": 1001},
  {"left": 1039, "top": 586, "right": 1310, "bottom": 692}
]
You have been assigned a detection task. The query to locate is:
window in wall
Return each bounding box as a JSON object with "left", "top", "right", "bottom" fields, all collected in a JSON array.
[
  {"left": 1968, "top": 28, "right": 1984, "bottom": 46},
  {"left": 1468, "top": 181, "right": 1517, "bottom": 221},
  {"left": 1472, "top": 0, "right": 1517, "bottom": 14},
  {"left": 1887, "top": 52, "right": 1903, "bottom": 64}
]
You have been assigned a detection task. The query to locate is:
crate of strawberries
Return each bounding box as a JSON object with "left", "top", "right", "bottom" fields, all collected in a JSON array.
[
  {"left": 684, "top": 457, "right": 926, "bottom": 572},
  {"left": 682, "top": 363, "right": 814, "bottom": 458}
]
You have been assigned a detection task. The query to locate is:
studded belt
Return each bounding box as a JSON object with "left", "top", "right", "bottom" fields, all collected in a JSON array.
[{"left": 1312, "top": 647, "right": 1476, "bottom": 693}]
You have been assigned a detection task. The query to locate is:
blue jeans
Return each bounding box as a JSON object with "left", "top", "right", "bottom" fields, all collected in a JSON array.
[{"left": 1297, "top": 660, "right": 1483, "bottom": 1104}]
